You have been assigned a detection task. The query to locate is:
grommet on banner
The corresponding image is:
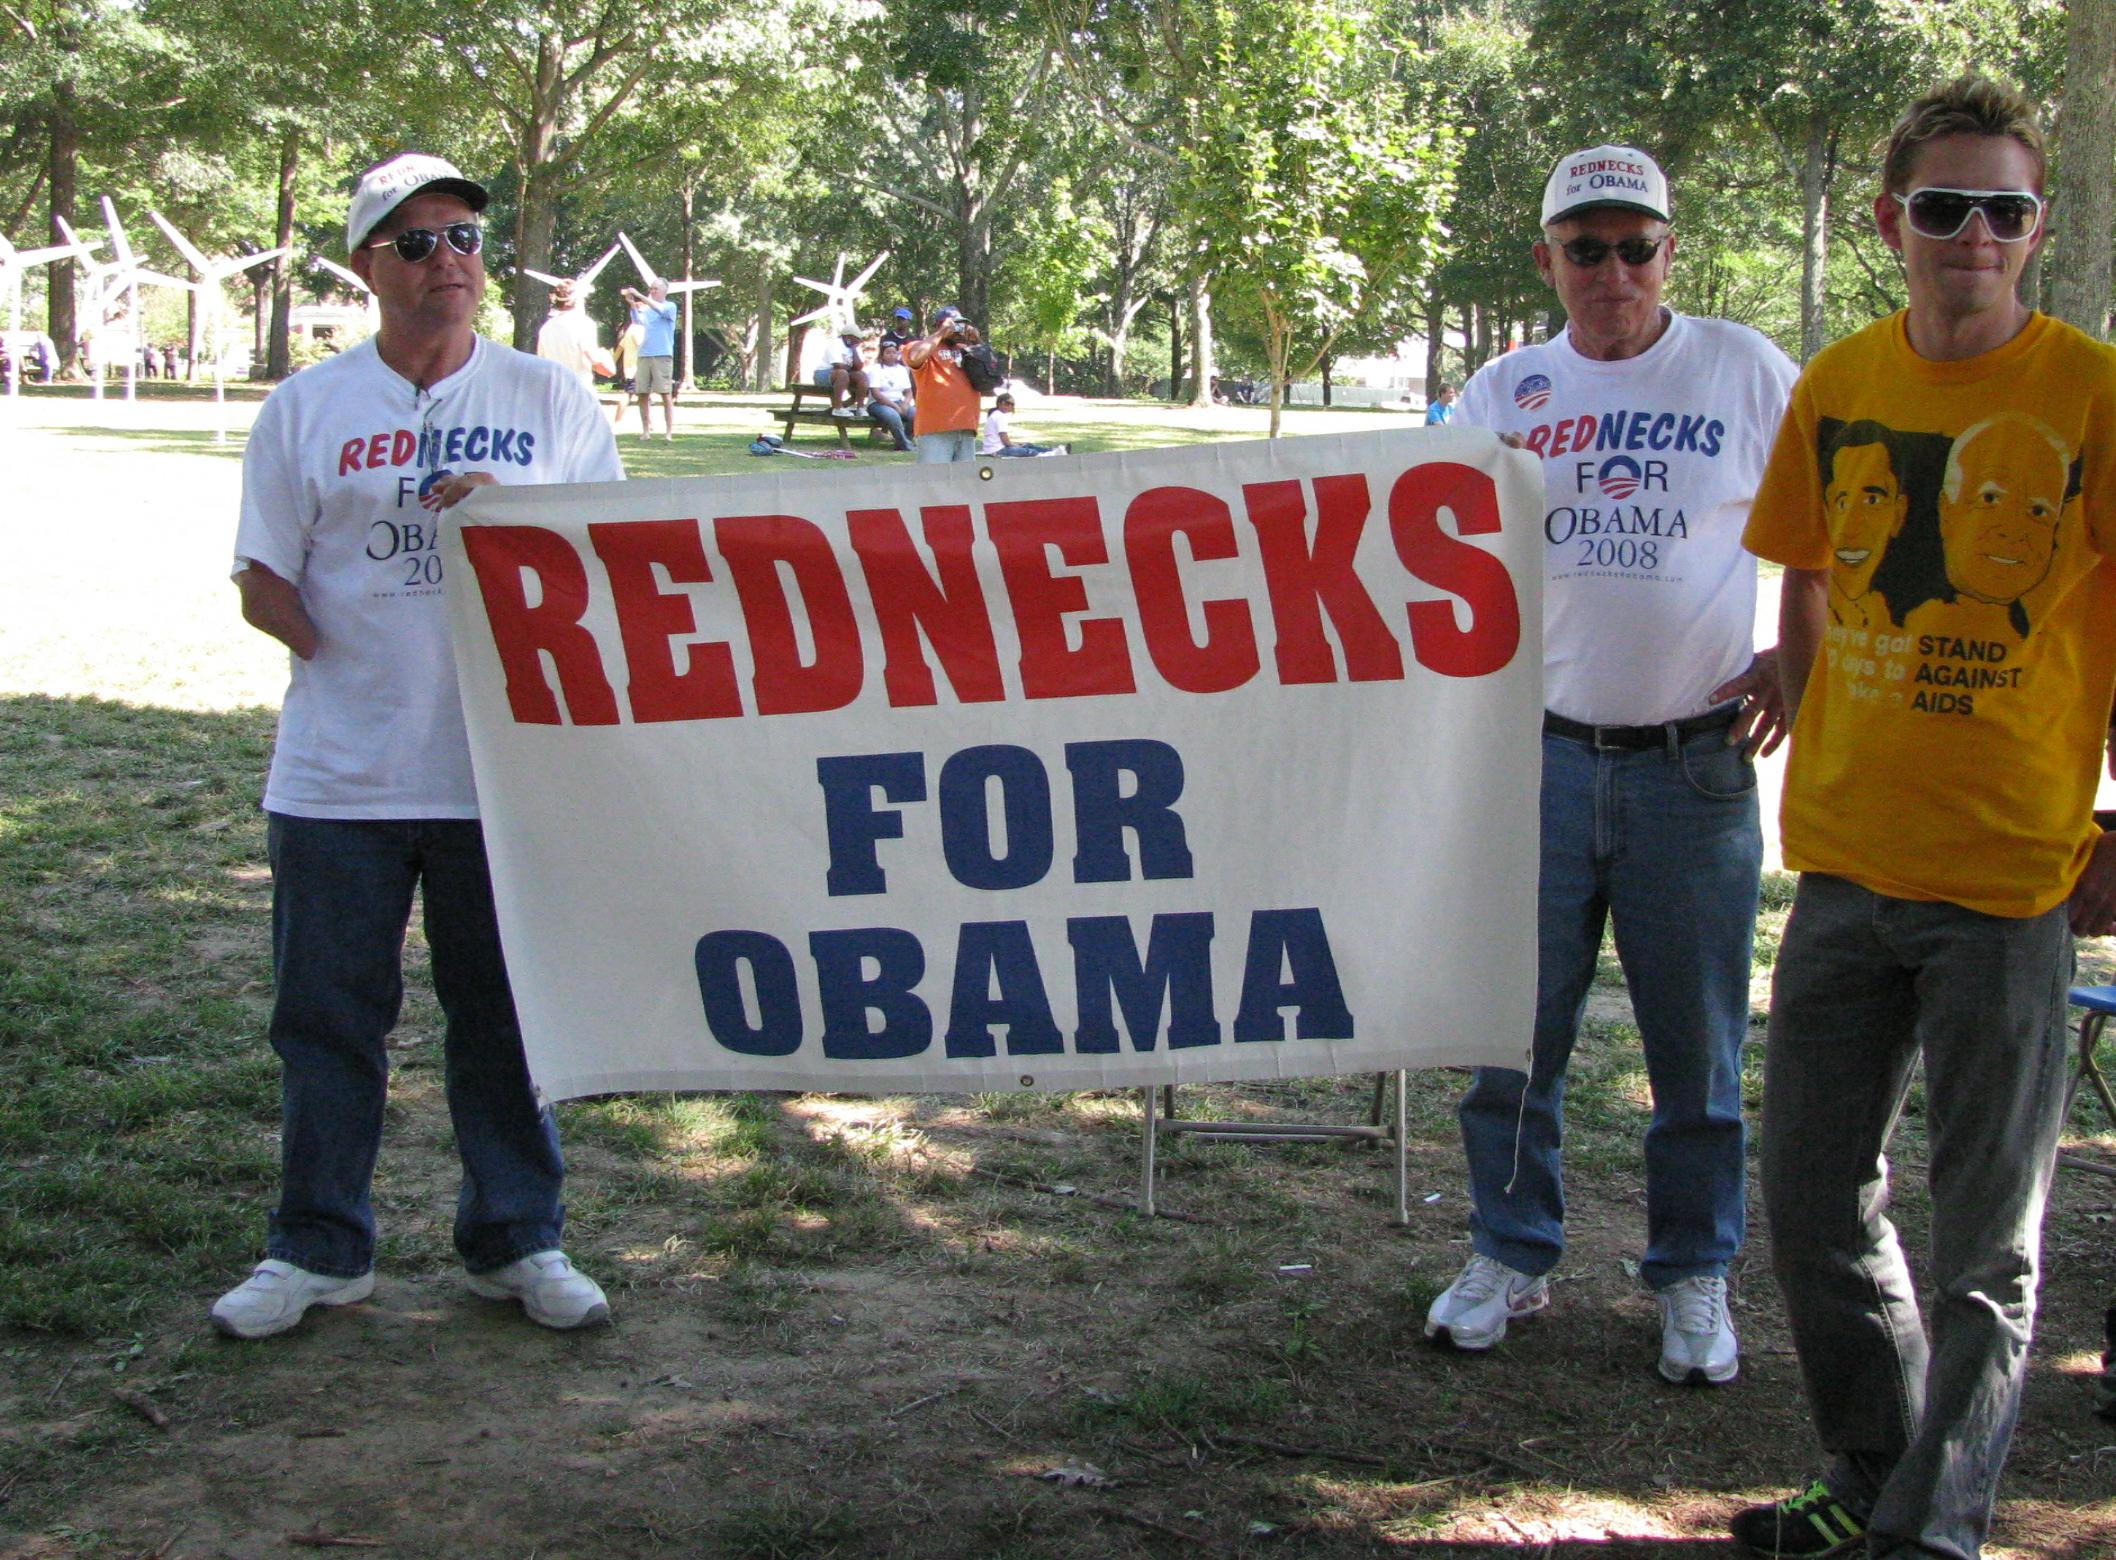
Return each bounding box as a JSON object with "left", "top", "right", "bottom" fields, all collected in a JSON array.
[
  {"left": 1019, "top": 1075, "right": 1034, "bottom": 1087},
  {"left": 978, "top": 465, "right": 994, "bottom": 480}
]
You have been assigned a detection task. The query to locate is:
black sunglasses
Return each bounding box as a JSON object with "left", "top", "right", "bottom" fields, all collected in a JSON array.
[
  {"left": 1558, "top": 234, "right": 1668, "bottom": 268},
  {"left": 365, "top": 222, "right": 484, "bottom": 264},
  {"left": 1891, "top": 187, "right": 2043, "bottom": 243}
]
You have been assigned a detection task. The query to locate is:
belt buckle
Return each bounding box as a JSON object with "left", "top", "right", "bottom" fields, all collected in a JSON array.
[{"left": 1592, "top": 723, "right": 1624, "bottom": 751}]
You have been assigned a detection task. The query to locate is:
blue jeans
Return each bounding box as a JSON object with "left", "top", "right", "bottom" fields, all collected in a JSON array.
[
  {"left": 868, "top": 400, "right": 914, "bottom": 450},
  {"left": 917, "top": 429, "right": 978, "bottom": 464},
  {"left": 1458, "top": 723, "right": 1760, "bottom": 1289},
  {"left": 1763, "top": 874, "right": 2073, "bottom": 1560},
  {"left": 264, "top": 814, "right": 565, "bottom": 1277}
]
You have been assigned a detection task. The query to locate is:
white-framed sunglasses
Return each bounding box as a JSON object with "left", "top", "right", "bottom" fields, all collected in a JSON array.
[
  {"left": 1890, "top": 187, "right": 2043, "bottom": 243},
  {"left": 364, "top": 222, "right": 484, "bottom": 264}
]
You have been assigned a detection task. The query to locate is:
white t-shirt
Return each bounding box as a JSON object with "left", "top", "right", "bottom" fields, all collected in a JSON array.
[
  {"left": 535, "top": 306, "right": 604, "bottom": 388},
  {"left": 869, "top": 361, "right": 913, "bottom": 404},
  {"left": 979, "top": 408, "right": 1010, "bottom": 455},
  {"left": 234, "top": 336, "right": 625, "bottom": 819},
  {"left": 1457, "top": 312, "right": 1796, "bottom": 724}
]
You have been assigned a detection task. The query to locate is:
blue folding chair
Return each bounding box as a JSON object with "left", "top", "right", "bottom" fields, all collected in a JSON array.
[{"left": 2061, "top": 985, "right": 2116, "bottom": 1179}]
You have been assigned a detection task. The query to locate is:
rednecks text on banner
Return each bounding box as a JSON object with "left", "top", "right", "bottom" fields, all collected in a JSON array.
[{"left": 454, "top": 463, "right": 1520, "bottom": 725}]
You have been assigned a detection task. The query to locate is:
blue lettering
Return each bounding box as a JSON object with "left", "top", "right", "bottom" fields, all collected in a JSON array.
[
  {"left": 1065, "top": 739, "right": 1194, "bottom": 884},
  {"left": 1647, "top": 413, "right": 1674, "bottom": 451},
  {"left": 445, "top": 426, "right": 466, "bottom": 463},
  {"left": 515, "top": 430, "right": 536, "bottom": 465},
  {"left": 938, "top": 745, "right": 1054, "bottom": 891},
  {"left": 1700, "top": 420, "right": 1724, "bottom": 458},
  {"left": 817, "top": 751, "right": 926, "bottom": 896},
  {"left": 695, "top": 931, "right": 802, "bottom": 1055},
  {"left": 1233, "top": 909, "right": 1354, "bottom": 1043},
  {"left": 1069, "top": 912, "right": 1221, "bottom": 1052},
  {"left": 465, "top": 426, "right": 490, "bottom": 462},
  {"left": 810, "top": 927, "right": 930, "bottom": 1059},
  {"left": 1596, "top": 411, "right": 1626, "bottom": 452},
  {"left": 1626, "top": 410, "right": 1651, "bottom": 449},
  {"left": 492, "top": 429, "right": 517, "bottom": 463},
  {"left": 945, "top": 921, "right": 1062, "bottom": 1058}
]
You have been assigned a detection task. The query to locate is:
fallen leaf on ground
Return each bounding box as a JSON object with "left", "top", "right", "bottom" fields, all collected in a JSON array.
[{"left": 1038, "top": 1460, "right": 1111, "bottom": 1487}]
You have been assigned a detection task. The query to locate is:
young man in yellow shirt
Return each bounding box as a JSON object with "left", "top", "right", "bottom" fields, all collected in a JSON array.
[{"left": 1734, "top": 77, "right": 2116, "bottom": 1559}]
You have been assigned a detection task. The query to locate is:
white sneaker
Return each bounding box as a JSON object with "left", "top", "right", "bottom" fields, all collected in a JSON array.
[
  {"left": 210, "top": 1260, "right": 374, "bottom": 1339},
  {"left": 1424, "top": 1254, "right": 1550, "bottom": 1350},
  {"left": 466, "top": 1250, "right": 610, "bottom": 1330},
  {"left": 1657, "top": 1274, "right": 1738, "bottom": 1385}
]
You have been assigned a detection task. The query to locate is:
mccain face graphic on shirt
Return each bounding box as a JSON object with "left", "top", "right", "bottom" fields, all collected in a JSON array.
[
  {"left": 1809, "top": 411, "right": 2083, "bottom": 718},
  {"left": 1509, "top": 372, "right": 1732, "bottom": 586},
  {"left": 337, "top": 417, "right": 544, "bottom": 600}
]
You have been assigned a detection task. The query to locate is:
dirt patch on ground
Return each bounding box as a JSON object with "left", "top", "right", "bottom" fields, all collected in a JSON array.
[{"left": 5, "top": 1069, "right": 2115, "bottom": 1560}]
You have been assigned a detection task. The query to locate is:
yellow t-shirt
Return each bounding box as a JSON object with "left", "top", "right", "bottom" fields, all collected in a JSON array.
[{"left": 1745, "top": 310, "right": 2116, "bottom": 917}]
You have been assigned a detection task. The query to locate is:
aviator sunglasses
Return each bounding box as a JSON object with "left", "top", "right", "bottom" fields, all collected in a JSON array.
[
  {"left": 1557, "top": 234, "right": 1668, "bottom": 268},
  {"left": 1891, "top": 188, "right": 2043, "bottom": 243},
  {"left": 364, "top": 221, "right": 484, "bottom": 264}
]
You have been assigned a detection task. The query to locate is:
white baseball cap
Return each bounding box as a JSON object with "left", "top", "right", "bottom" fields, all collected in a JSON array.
[
  {"left": 1541, "top": 145, "right": 1671, "bottom": 227},
  {"left": 346, "top": 153, "right": 489, "bottom": 252}
]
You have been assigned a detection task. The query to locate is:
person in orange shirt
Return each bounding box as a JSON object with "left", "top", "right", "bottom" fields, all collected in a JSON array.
[
  {"left": 1734, "top": 77, "right": 2116, "bottom": 1559},
  {"left": 904, "top": 306, "right": 984, "bottom": 464}
]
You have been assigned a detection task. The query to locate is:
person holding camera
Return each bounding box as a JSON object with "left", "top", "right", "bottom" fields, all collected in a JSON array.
[
  {"left": 619, "top": 280, "right": 678, "bottom": 440},
  {"left": 905, "top": 307, "right": 989, "bottom": 464}
]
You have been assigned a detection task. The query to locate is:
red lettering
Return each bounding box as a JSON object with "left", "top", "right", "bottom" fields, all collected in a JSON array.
[
  {"left": 338, "top": 437, "right": 365, "bottom": 475},
  {"left": 1387, "top": 463, "right": 1520, "bottom": 678},
  {"left": 458, "top": 526, "right": 620, "bottom": 725},
  {"left": 1549, "top": 417, "right": 1575, "bottom": 457},
  {"left": 1242, "top": 476, "right": 1403, "bottom": 684},
  {"left": 1574, "top": 413, "right": 1598, "bottom": 450},
  {"left": 588, "top": 519, "right": 741, "bottom": 723},
  {"left": 986, "top": 496, "right": 1137, "bottom": 700},
  {"left": 714, "top": 515, "right": 863, "bottom": 715},
  {"left": 1123, "top": 486, "right": 1258, "bottom": 694},
  {"left": 1523, "top": 425, "right": 1552, "bottom": 456},
  {"left": 390, "top": 428, "right": 416, "bottom": 467},
  {"left": 847, "top": 505, "right": 1003, "bottom": 707},
  {"left": 365, "top": 433, "right": 389, "bottom": 470}
]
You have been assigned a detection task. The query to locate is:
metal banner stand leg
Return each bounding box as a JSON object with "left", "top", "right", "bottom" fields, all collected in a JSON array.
[
  {"left": 1138, "top": 1085, "right": 1158, "bottom": 1216},
  {"left": 1138, "top": 1072, "right": 1413, "bottom": 1224}
]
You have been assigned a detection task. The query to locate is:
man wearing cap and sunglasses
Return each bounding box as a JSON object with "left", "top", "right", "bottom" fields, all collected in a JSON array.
[
  {"left": 1424, "top": 143, "right": 1797, "bottom": 1389},
  {"left": 1732, "top": 77, "right": 2116, "bottom": 1560},
  {"left": 215, "top": 153, "right": 623, "bottom": 1342}
]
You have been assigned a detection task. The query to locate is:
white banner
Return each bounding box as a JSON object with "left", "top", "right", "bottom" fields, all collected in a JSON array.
[{"left": 442, "top": 429, "right": 1544, "bottom": 1101}]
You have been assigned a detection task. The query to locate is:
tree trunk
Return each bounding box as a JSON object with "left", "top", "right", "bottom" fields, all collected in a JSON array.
[
  {"left": 1168, "top": 296, "right": 1182, "bottom": 399},
  {"left": 186, "top": 292, "right": 200, "bottom": 381},
  {"left": 266, "top": 126, "right": 299, "bottom": 380},
  {"left": 1320, "top": 352, "right": 1333, "bottom": 408},
  {"left": 784, "top": 321, "right": 809, "bottom": 388},
  {"left": 1187, "top": 277, "right": 1214, "bottom": 409},
  {"left": 753, "top": 273, "right": 774, "bottom": 391},
  {"left": 47, "top": 82, "right": 79, "bottom": 374},
  {"left": 957, "top": 214, "right": 992, "bottom": 327},
  {"left": 1798, "top": 116, "right": 1832, "bottom": 361},
  {"left": 1423, "top": 288, "right": 1444, "bottom": 401},
  {"left": 680, "top": 182, "right": 696, "bottom": 386},
  {"left": 2047, "top": 0, "right": 2116, "bottom": 338},
  {"left": 252, "top": 273, "right": 269, "bottom": 367},
  {"left": 509, "top": 35, "right": 565, "bottom": 351}
]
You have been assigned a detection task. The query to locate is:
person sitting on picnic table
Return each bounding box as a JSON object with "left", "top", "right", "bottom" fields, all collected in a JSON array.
[
  {"left": 813, "top": 326, "right": 869, "bottom": 416},
  {"left": 979, "top": 393, "right": 1053, "bottom": 457},
  {"left": 866, "top": 339, "right": 916, "bottom": 452}
]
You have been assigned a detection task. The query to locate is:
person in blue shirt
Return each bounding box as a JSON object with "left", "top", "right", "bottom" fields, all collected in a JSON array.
[
  {"left": 1424, "top": 382, "right": 1456, "bottom": 426},
  {"left": 620, "top": 279, "right": 680, "bottom": 440}
]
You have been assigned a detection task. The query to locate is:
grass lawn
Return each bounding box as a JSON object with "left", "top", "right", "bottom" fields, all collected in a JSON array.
[{"left": 2, "top": 387, "right": 2112, "bottom": 1558}]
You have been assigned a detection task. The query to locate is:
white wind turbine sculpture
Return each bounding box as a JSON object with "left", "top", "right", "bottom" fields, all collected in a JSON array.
[
  {"left": 309, "top": 255, "right": 381, "bottom": 334},
  {"left": 615, "top": 231, "right": 720, "bottom": 384},
  {"left": 147, "top": 210, "right": 288, "bottom": 440},
  {"left": 521, "top": 238, "right": 624, "bottom": 296},
  {"left": 59, "top": 199, "right": 159, "bottom": 401},
  {"left": 0, "top": 228, "right": 99, "bottom": 398},
  {"left": 788, "top": 250, "right": 889, "bottom": 335}
]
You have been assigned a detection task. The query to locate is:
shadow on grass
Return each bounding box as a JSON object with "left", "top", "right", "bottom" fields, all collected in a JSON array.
[{"left": 49, "top": 423, "right": 250, "bottom": 458}]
